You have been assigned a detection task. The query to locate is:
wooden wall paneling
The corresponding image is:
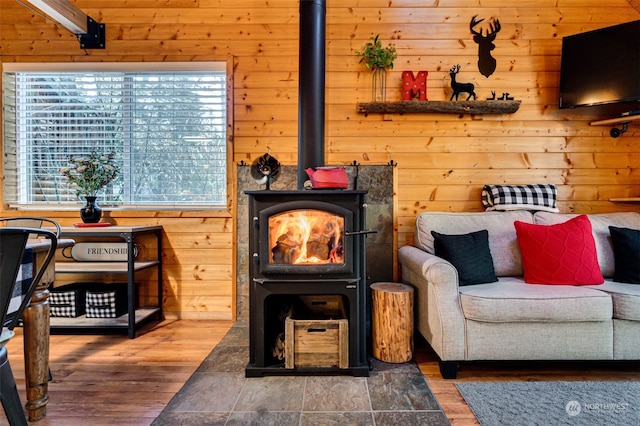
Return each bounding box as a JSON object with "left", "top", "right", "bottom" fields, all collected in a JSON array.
[{"left": 2, "top": 0, "right": 640, "bottom": 320}]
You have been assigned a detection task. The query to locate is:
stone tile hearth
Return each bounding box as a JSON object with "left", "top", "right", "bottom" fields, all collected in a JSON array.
[{"left": 152, "top": 322, "right": 449, "bottom": 426}]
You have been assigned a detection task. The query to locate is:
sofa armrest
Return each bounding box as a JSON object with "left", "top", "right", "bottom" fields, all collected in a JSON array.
[{"left": 398, "top": 245, "right": 466, "bottom": 361}]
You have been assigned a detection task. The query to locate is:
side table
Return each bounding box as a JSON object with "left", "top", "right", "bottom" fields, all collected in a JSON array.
[{"left": 371, "top": 282, "right": 414, "bottom": 363}]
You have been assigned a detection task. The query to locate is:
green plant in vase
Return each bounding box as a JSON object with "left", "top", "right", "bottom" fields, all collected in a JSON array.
[
  {"left": 60, "top": 149, "right": 120, "bottom": 223},
  {"left": 355, "top": 34, "right": 397, "bottom": 102}
]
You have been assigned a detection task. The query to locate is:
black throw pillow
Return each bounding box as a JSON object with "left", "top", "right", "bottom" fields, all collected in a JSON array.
[
  {"left": 609, "top": 226, "right": 640, "bottom": 284},
  {"left": 431, "top": 229, "right": 498, "bottom": 286}
]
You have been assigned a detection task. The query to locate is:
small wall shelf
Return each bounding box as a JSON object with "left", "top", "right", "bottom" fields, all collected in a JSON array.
[
  {"left": 356, "top": 100, "right": 521, "bottom": 115},
  {"left": 591, "top": 115, "right": 640, "bottom": 126},
  {"left": 609, "top": 198, "right": 640, "bottom": 202},
  {"left": 591, "top": 114, "right": 640, "bottom": 138}
]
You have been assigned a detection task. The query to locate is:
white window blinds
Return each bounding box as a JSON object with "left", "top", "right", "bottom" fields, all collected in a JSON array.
[{"left": 3, "top": 63, "right": 227, "bottom": 208}]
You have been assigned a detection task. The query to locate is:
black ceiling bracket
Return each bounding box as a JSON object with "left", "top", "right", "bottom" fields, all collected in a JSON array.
[{"left": 77, "top": 16, "right": 105, "bottom": 49}]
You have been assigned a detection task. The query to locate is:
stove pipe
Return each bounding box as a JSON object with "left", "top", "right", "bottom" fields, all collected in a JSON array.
[{"left": 297, "top": 0, "right": 326, "bottom": 188}]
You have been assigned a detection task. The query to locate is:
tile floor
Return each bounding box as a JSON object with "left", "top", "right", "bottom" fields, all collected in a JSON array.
[{"left": 152, "top": 322, "right": 449, "bottom": 426}]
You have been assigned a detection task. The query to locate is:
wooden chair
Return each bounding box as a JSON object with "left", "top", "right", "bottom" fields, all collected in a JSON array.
[{"left": 0, "top": 227, "right": 57, "bottom": 425}]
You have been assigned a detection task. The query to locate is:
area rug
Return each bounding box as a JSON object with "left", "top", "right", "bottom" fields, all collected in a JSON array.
[
  {"left": 152, "top": 321, "right": 450, "bottom": 425},
  {"left": 456, "top": 381, "right": 640, "bottom": 426}
]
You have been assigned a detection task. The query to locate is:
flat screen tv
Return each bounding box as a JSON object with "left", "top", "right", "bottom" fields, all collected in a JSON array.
[{"left": 559, "top": 20, "right": 640, "bottom": 110}]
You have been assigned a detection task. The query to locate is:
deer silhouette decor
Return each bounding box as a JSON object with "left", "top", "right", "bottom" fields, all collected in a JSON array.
[
  {"left": 470, "top": 15, "right": 501, "bottom": 78},
  {"left": 449, "top": 65, "right": 476, "bottom": 101}
]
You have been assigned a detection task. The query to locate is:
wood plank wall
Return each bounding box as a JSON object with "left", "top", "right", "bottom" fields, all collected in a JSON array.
[{"left": 1, "top": 0, "right": 639, "bottom": 319}]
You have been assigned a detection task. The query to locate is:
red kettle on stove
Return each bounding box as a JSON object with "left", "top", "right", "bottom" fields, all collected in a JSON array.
[{"left": 305, "top": 167, "right": 349, "bottom": 189}]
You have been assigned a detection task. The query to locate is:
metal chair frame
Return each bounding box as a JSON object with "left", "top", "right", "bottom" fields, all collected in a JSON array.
[
  {"left": 0, "top": 227, "right": 57, "bottom": 425},
  {"left": 0, "top": 217, "right": 61, "bottom": 238}
]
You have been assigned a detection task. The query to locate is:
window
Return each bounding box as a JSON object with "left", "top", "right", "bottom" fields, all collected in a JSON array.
[{"left": 2, "top": 63, "right": 228, "bottom": 209}]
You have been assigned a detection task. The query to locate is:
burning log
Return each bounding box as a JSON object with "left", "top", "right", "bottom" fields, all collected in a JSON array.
[
  {"left": 306, "top": 234, "right": 331, "bottom": 260},
  {"left": 272, "top": 234, "right": 301, "bottom": 264},
  {"left": 269, "top": 209, "right": 345, "bottom": 264},
  {"left": 272, "top": 231, "right": 343, "bottom": 264}
]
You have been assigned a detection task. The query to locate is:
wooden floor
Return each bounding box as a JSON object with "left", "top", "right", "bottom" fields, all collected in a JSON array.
[
  {"left": 2, "top": 320, "right": 639, "bottom": 425},
  {"left": 2, "top": 320, "right": 234, "bottom": 426}
]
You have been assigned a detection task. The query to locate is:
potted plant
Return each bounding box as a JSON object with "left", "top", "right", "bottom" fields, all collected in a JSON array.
[
  {"left": 60, "top": 149, "right": 120, "bottom": 223},
  {"left": 355, "top": 34, "right": 397, "bottom": 101}
]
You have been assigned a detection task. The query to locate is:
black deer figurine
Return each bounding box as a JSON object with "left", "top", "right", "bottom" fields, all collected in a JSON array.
[
  {"left": 449, "top": 65, "right": 476, "bottom": 101},
  {"left": 470, "top": 15, "right": 501, "bottom": 78}
]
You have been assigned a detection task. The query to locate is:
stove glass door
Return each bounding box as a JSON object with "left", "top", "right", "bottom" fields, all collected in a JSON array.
[{"left": 269, "top": 209, "right": 345, "bottom": 266}]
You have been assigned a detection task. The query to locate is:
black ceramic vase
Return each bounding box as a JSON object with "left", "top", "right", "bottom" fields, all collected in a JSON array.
[{"left": 80, "top": 196, "right": 102, "bottom": 223}]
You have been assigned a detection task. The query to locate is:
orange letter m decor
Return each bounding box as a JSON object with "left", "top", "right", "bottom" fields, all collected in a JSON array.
[{"left": 402, "top": 71, "right": 428, "bottom": 100}]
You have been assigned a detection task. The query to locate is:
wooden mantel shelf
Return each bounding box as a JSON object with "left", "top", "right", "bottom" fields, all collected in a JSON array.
[{"left": 357, "top": 100, "right": 521, "bottom": 115}]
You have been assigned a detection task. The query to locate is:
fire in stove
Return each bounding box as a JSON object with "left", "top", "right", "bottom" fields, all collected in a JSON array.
[
  {"left": 246, "top": 190, "right": 370, "bottom": 376},
  {"left": 269, "top": 209, "right": 344, "bottom": 265}
]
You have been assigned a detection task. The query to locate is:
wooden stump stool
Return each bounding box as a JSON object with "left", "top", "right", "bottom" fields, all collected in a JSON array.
[{"left": 371, "top": 282, "right": 414, "bottom": 363}]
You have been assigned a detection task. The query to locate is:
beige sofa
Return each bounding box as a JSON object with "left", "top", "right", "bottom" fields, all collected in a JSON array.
[{"left": 398, "top": 211, "right": 640, "bottom": 378}]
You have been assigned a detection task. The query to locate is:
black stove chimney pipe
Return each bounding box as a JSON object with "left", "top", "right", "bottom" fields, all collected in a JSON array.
[{"left": 297, "top": 0, "right": 326, "bottom": 188}]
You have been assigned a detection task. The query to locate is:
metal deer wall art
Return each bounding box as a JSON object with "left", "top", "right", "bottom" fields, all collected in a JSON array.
[
  {"left": 449, "top": 65, "right": 476, "bottom": 101},
  {"left": 470, "top": 15, "right": 501, "bottom": 78}
]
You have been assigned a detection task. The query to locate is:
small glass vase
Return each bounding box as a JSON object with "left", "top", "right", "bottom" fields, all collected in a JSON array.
[
  {"left": 372, "top": 68, "right": 388, "bottom": 102},
  {"left": 80, "top": 195, "right": 102, "bottom": 223}
]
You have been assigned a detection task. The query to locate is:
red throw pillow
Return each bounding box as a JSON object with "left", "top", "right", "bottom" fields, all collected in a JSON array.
[{"left": 514, "top": 215, "right": 604, "bottom": 285}]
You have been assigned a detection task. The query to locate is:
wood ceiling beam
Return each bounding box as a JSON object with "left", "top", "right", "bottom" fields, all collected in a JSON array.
[
  {"left": 18, "top": 0, "right": 105, "bottom": 49},
  {"left": 19, "top": 0, "right": 88, "bottom": 34}
]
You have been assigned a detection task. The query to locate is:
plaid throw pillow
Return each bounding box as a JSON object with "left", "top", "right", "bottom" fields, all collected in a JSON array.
[{"left": 481, "top": 184, "right": 559, "bottom": 213}]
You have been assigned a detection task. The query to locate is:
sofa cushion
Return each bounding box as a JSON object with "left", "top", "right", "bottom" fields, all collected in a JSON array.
[
  {"left": 587, "top": 281, "right": 640, "bottom": 321},
  {"left": 514, "top": 215, "right": 604, "bottom": 285},
  {"left": 609, "top": 226, "right": 640, "bottom": 284},
  {"left": 534, "top": 211, "right": 640, "bottom": 278},
  {"left": 460, "top": 277, "right": 613, "bottom": 322},
  {"left": 415, "top": 211, "right": 533, "bottom": 276},
  {"left": 432, "top": 229, "right": 498, "bottom": 286}
]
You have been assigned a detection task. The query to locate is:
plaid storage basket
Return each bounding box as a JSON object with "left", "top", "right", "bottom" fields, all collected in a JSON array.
[
  {"left": 50, "top": 284, "right": 86, "bottom": 318},
  {"left": 85, "top": 283, "right": 128, "bottom": 318}
]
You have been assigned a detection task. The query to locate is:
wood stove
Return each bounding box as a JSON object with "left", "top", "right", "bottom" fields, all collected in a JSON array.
[
  {"left": 243, "top": 0, "right": 374, "bottom": 377},
  {"left": 245, "top": 190, "right": 371, "bottom": 377}
]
